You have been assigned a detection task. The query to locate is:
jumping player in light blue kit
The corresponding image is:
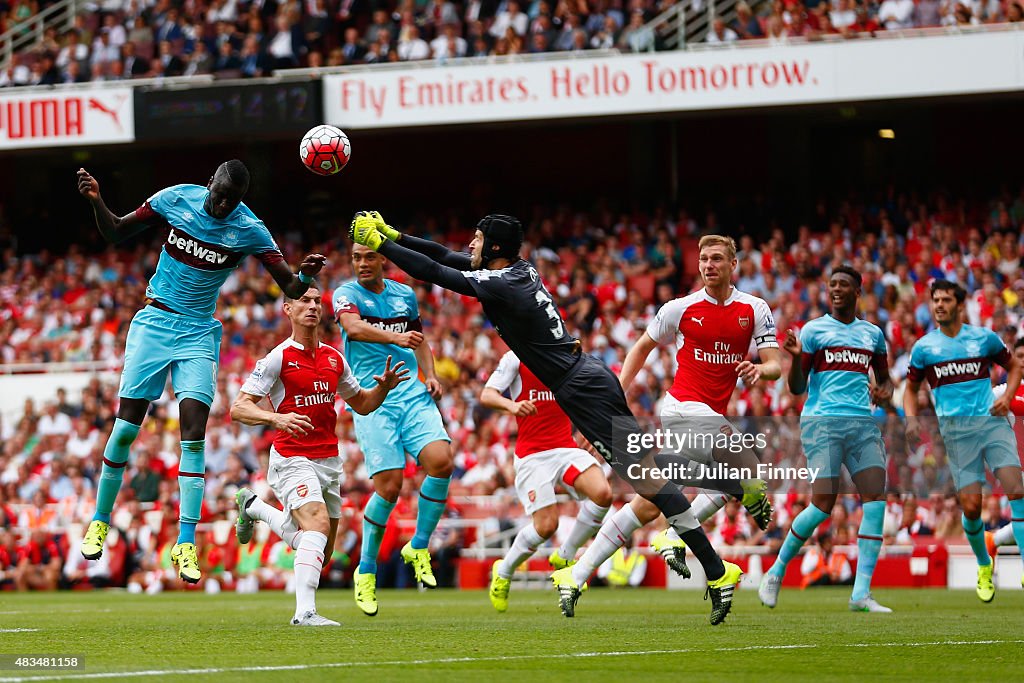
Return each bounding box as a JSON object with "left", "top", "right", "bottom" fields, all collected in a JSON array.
[
  {"left": 76, "top": 163, "right": 326, "bottom": 583},
  {"left": 904, "top": 279, "right": 1024, "bottom": 603},
  {"left": 759, "top": 265, "right": 895, "bottom": 613},
  {"left": 334, "top": 243, "right": 454, "bottom": 616}
]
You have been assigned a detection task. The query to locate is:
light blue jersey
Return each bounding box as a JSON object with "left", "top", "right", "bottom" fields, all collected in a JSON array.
[
  {"left": 144, "top": 184, "right": 281, "bottom": 318},
  {"left": 907, "top": 324, "right": 1009, "bottom": 417},
  {"left": 333, "top": 278, "right": 427, "bottom": 404},
  {"left": 333, "top": 278, "right": 449, "bottom": 475},
  {"left": 801, "top": 315, "right": 887, "bottom": 417},
  {"left": 908, "top": 324, "right": 1017, "bottom": 489}
]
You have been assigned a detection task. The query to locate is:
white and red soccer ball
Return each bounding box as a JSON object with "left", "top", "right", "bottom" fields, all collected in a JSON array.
[{"left": 299, "top": 124, "right": 351, "bottom": 176}]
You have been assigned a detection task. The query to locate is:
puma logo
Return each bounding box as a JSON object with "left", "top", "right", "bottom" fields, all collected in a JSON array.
[
  {"left": 87, "top": 95, "right": 126, "bottom": 131},
  {"left": 287, "top": 361, "right": 300, "bottom": 369},
  {"left": 691, "top": 316, "right": 704, "bottom": 327}
]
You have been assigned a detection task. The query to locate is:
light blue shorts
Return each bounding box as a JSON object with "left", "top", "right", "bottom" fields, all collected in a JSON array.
[
  {"left": 800, "top": 416, "right": 886, "bottom": 481},
  {"left": 353, "top": 390, "right": 450, "bottom": 477},
  {"left": 939, "top": 417, "right": 1020, "bottom": 490},
  {"left": 119, "top": 305, "right": 222, "bottom": 406}
]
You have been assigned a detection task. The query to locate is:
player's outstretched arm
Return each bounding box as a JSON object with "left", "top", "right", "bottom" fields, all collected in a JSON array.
[
  {"left": 351, "top": 213, "right": 477, "bottom": 296},
  {"left": 230, "top": 392, "right": 314, "bottom": 435},
  {"left": 480, "top": 387, "right": 537, "bottom": 417},
  {"left": 347, "top": 355, "right": 411, "bottom": 415},
  {"left": 369, "top": 211, "right": 473, "bottom": 270},
  {"left": 77, "top": 168, "right": 153, "bottom": 244},
  {"left": 619, "top": 332, "right": 659, "bottom": 391},
  {"left": 265, "top": 253, "right": 328, "bottom": 300}
]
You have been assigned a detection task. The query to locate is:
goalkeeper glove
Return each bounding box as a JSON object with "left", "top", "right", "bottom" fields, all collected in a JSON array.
[
  {"left": 349, "top": 211, "right": 385, "bottom": 251},
  {"left": 368, "top": 211, "right": 401, "bottom": 241}
]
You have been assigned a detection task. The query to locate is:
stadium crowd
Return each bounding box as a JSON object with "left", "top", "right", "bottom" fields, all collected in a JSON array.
[
  {"left": 1, "top": 186, "right": 1023, "bottom": 591},
  {"left": 1, "top": 0, "right": 1023, "bottom": 86}
]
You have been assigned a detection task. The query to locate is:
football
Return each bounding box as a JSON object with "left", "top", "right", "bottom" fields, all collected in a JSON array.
[{"left": 299, "top": 124, "right": 351, "bottom": 176}]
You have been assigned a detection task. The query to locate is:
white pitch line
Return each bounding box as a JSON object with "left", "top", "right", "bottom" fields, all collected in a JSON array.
[
  {"left": 0, "top": 639, "right": 1021, "bottom": 682},
  {"left": 0, "top": 629, "right": 39, "bottom": 633}
]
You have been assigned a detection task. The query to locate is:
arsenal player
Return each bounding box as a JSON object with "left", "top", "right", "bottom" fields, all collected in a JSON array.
[
  {"left": 571, "top": 234, "right": 781, "bottom": 584},
  {"left": 230, "top": 285, "right": 409, "bottom": 626},
  {"left": 987, "top": 337, "right": 1024, "bottom": 567},
  {"left": 480, "top": 350, "right": 613, "bottom": 613}
]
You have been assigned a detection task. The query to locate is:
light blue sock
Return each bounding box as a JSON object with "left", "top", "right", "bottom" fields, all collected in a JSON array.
[
  {"left": 962, "top": 513, "right": 991, "bottom": 567},
  {"left": 768, "top": 503, "right": 830, "bottom": 579},
  {"left": 176, "top": 440, "right": 206, "bottom": 545},
  {"left": 851, "top": 500, "right": 885, "bottom": 601},
  {"left": 1009, "top": 498, "right": 1024, "bottom": 565},
  {"left": 359, "top": 493, "right": 396, "bottom": 574},
  {"left": 93, "top": 418, "right": 140, "bottom": 524},
  {"left": 412, "top": 476, "right": 450, "bottom": 550}
]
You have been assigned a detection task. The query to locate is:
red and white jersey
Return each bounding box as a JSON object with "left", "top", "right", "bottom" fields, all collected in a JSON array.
[
  {"left": 485, "top": 350, "right": 577, "bottom": 457},
  {"left": 992, "top": 383, "right": 1024, "bottom": 465},
  {"left": 241, "top": 338, "right": 361, "bottom": 459},
  {"left": 647, "top": 288, "right": 778, "bottom": 415}
]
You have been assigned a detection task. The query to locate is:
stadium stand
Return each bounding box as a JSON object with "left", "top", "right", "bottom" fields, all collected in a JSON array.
[{"left": 2, "top": 0, "right": 1024, "bottom": 86}]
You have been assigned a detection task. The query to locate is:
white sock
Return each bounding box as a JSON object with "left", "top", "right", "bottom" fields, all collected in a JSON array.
[
  {"left": 692, "top": 492, "right": 730, "bottom": 523},
  {"left": 499, "top": 524, "right": 545, "bottom": 579},
  {"left": 247, "top": 497, "right": 304, "bottom": 548},
  {"left": 571, "top": 505, "right": 642, "bottom": 585},
  {"left": 559, "top": 499, "right": 610, "bottom": 560},
  {"left": 293, "top": 531, "right": 327, "bottom": 618},
  {"left": 994, "top": 523, "right": 1016, "bottom": 547}
]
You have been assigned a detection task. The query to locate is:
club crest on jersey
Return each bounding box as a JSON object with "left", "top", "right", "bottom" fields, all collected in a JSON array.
[
  {"left": 224, "top": 229, "right": 238, "bottom": 245},
  {"left": 297, "top": 484, "right": 309, "bottom": 498},
  {"left": 528, "top": 490, "right": 536, "bottom": 503},
  {"left": 965, "top": 341, "right": 981, "bottom": 356},
  {"left": 738, "top": 315, "right": 750, "bottom": 329},
  {"left": 328, "top": 355, "right": 338, "bottom": 369}
]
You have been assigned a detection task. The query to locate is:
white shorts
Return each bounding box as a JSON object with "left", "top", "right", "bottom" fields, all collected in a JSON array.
[
  {"left": 514, "top": 447, "right": 598, "bottom": 515},
  {"left": 658, "top": 395, "right": 732, "bottom": 466},
  {"left": 267, "top": 446, "right": 343, "bottom": 520}
]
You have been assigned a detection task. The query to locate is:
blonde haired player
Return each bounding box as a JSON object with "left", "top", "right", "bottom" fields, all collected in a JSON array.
[
  {"left": 230, "top": 285, "right": 409, "bottom": 626},
  {"left": 481, "top": 350, "right": 612, "bottom": 612},
  {"left": 565, "top": 235, "right": 781, "bottom": 585}
]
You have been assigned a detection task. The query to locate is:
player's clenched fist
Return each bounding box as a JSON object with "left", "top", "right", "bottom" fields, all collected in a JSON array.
[
  {"left": 509, "top": 400, "right": 538, "bottom": 417},
  {"left": 298, "top": 253, "right": 328, "bottom": 278},
  {"left": 395, "top": 330, "right": 424, "bottom": 349},
  {"left": 782, "top": 328, "right": 802, "bottom": 356},
  {"left": 77, "top": 168, "right": 100, "bottom": 200},
  {"left": 272, "top": 412, "right": 315, "bottom": 436}
]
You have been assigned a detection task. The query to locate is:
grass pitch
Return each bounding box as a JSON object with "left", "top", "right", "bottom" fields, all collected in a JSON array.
[{"left": 0, "top": 587, "right": 1022, "bottom": 682}]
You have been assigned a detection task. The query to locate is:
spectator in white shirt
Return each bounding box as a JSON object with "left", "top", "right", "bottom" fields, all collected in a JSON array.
[
  {"left": 830, "top": 0, "right": 857, "bottom": 29},
  {"left": 398, "top": 25, "right": 432, "bottom": 60},
  {"left": 38, "top": 402, "right": 72, "bottom": 437},
  {"left": 705, "top": 17, "right": 738, "bottom": 43},
  {"left": 877, "top": 0, "right": 915, "bottom": 29},
  {"left": 490, "top": 0, "right": 529, "bottom": 37},
  {"left": 430, "top": 22, "right": 468, "bottom": 59}
]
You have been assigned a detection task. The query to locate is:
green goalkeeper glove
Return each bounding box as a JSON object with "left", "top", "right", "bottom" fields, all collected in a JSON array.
[
  {"left": 368, "top": 211, "right": 401, "bottom": 241},
  {"left": 349, "top": 212, "right": 385, "bottom": 251}
]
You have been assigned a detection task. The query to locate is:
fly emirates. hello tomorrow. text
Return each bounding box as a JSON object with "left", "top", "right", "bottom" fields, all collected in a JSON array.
[
  {"left": 625, "top": 430, "right": 822, "bottom": 483},
  {"left": 337, "top": 59, "right": 814, "bottom": 118}
]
